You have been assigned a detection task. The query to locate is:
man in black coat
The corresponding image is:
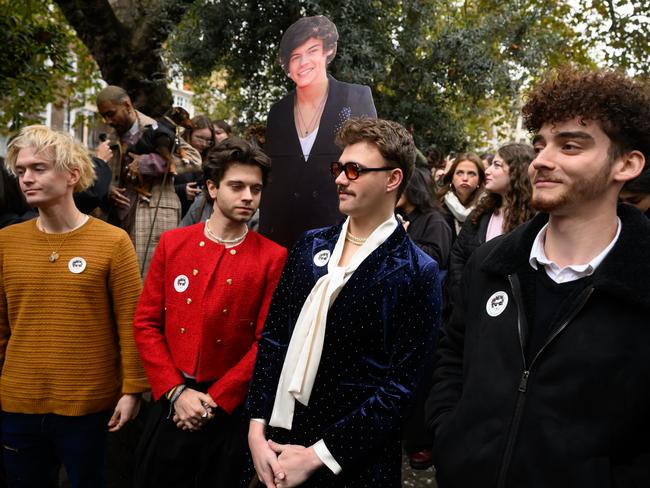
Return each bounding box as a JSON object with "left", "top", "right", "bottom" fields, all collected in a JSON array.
[{"left": 426, "top": 67, "right": 650, "bottom": 487}]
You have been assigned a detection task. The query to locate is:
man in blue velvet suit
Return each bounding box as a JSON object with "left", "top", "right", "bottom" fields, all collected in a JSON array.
[{"left": 246, "top": 117, "right": 442, "bottom": 487}]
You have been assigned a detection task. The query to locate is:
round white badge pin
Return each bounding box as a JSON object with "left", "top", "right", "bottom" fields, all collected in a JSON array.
[
  {"left": 68, "top": 257, "right": 87, "bottom": 274},
  {"left": 486, "top": 291, "right": 508, "bottom": 317},
  {"left": 313, "top": 250, "right": 331, "bottom": 267},
  {"left": 174, "top": 274, "right": 190, "bottom": 293}
]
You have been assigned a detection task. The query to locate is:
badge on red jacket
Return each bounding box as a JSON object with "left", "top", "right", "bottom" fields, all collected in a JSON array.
[{"left": 174, "top": 274, "right": 189, "bottom": 293}]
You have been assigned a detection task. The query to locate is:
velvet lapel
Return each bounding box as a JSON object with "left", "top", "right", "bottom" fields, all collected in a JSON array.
[
  {"left": 309, "top": 223, "right": 341, "bottom": 283},
  {"left": 341, "top": 225, "right": 411, "bottom": 296},
  {"left": 308, "top": 222, "right": 411, "bottom": 296}
]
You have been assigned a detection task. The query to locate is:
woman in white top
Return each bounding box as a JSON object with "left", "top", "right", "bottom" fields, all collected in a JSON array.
[
  {"left": 448, "top": 143, "right": 536, "bottom": 305},
  {"left": 438, "top": 152, "right": 485, "bottom": 240}
]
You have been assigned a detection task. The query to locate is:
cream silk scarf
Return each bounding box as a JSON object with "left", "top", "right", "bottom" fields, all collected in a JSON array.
[{"left": 269, "top": 216, "right": 398, "bottom": 430}]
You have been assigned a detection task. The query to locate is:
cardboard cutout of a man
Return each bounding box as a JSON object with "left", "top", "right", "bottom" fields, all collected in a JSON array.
[{"left": 259, "top": 15, "right": 377, "bottom": 249}]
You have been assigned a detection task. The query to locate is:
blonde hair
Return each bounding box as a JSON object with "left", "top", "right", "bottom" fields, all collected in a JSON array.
[{"left": 5, "top": 125, "right": 96, "bottom": 192}]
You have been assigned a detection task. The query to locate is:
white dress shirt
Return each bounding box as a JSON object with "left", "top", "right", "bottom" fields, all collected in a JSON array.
[{"left": 529, "top": 218, "right": 621, "bottom": 283}]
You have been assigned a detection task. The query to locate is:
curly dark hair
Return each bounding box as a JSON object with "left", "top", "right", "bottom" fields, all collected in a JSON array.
[
  {"left": 522, "top": 66, "right": 650, "bottom": 164},
  {"left": 437, "top": 153, "right": 485, "bottom": 207},
  {"left": 279, "top": 15, "right": 338, "bottom": 74},
  {"left": 336, "top": 117, "right": 416, "bottom": 199},
  {"left": 202, "top": 137, "right": 271, "bottom": 192},
  {"left": 470, "top": 143, "right": 536, "bottom": 233}
]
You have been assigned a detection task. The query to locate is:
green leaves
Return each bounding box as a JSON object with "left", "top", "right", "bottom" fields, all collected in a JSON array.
[
  {"left": 0, "top": 0, "right": 101, "bottom": 135},
  {"left": 168, "top": 0, "right": 594, "bottom": 150},
  {"left": 6, "top": 0, "right": 649, "bottom": 149}
]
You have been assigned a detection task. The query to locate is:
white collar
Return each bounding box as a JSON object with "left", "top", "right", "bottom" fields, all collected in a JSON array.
[
  {"left": 127, "top": 118, "right": 140, "bottom": 137},
  {"left": 529, "top": 218, "right": 621, "bottom": 283}
]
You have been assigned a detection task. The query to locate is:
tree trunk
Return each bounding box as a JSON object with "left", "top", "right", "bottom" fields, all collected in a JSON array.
[{"left": 54, "top": 0, "right": 192, "bottom": 116}]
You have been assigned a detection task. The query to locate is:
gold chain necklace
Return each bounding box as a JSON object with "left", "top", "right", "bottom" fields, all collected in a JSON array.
[
  {"left": 345, "top": 230, "right": 367, "bottom": 246},
  {"left": 37, "top": 214, "right": 88, "bottom": 263},
  {"left": 204, "top": 220, "right": 248, "bottom": 246},
  {"left": 295, "top": 85, "right": 329, "bottom": 136}
]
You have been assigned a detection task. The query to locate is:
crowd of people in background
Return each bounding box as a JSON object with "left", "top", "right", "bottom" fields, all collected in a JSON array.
[{"left": 1, "top": 13, "right": 650, "bottom": 488}]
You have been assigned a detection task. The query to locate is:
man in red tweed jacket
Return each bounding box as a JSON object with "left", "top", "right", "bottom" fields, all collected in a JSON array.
[{"left": 133, "top": 137, "right": 287, "bottom": 487}]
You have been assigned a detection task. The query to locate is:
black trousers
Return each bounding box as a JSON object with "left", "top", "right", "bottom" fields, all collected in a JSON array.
[
  {"left": 402, "top": 357, "right": 435, "bottom": 453},
  {"left": 1, "top": 411, "right": 110, "bottom": 488},
  {"left": 134, "top": 388, "right": 247, "bottom": 488}
]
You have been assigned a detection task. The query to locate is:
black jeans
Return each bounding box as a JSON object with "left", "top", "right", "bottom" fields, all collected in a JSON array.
[{"left": 1, "top": 410, "right": 110, "bottom": 488}]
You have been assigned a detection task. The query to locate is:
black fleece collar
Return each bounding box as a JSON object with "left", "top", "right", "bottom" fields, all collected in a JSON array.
[{"left": 481, "top": 204, "right": 650, "bottom": 309}]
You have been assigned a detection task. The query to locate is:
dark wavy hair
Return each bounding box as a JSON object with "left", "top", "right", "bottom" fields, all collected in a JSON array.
[
  {"left": 203, "top": 137, "right": 271, "bottom": 192},
  {"left": 522, "top": 66, "right": 650, "bottom": 164},
  {"left": 279, "top": 15, "right": 338, "bottom": 74},
  {"left": 426, "top": 145, "right": 446, "bottom": 170},
  {"left": 402, "top": 166, "right": 439, "bottom": 212},
  {"left": 470, "top": 143, "right": 535, "bottom": 233},
  {"left": 336, "top": 117, "right": 416, "bottom": 199},
  {"left": 437, "top": 153, "right": 485, "bottom": 206}
]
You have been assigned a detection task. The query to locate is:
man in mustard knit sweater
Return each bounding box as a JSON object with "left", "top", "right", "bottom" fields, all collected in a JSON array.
[{"left": 0, "top": 125, "right": 149, "bottom": 487}]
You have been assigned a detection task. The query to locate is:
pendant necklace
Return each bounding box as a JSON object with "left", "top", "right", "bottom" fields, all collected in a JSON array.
[
  {"left": 295, "top": 84, "right": 329, "bottom": 136},
  {"left": 204, "top": 220, "right": 248, "bottom": 246},
  {"left": 38, "top": 214, "right": 88, "bottom": 263}
]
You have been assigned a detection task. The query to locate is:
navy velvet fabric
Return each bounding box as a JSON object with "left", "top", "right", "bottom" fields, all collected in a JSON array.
[{"left": 246, "top": 221, "right": 442, "bottom": 487}]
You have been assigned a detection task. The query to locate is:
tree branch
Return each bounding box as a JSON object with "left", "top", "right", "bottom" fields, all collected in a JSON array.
[{"left": 605, "top": 0, "right": 618, "bottom": 32}]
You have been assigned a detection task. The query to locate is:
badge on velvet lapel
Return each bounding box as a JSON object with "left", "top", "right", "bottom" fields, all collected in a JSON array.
[{"left": 313, "top": 249, "right": 331, "bottom": 267}]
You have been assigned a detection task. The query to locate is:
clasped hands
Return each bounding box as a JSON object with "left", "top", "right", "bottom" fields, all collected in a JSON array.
[
  {"left": 250, "top": 428, "right": 323, "bottom": 488},
  {"left": 172, "top": 388, "right": 217, "bottom": 431}
]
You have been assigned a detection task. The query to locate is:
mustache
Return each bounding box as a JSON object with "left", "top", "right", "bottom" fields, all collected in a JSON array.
[
  {"left": 337, "top": 185, "right": 354, "bottom": 195},
  {"left": 532, "top": 171, "right": 563, "bottom": 184}
]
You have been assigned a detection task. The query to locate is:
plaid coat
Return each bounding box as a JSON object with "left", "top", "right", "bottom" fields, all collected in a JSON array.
[{"left": 105, "top": 111, "right": 202, "bottom": 276}]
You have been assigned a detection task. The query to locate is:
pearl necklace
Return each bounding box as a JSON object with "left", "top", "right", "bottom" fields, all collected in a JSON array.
[
  {"left": 345, "top": 230, "right": 367, "bottom": 246},
  {"left": 204, "top": 220, "right": 248, "bottom": 246}
]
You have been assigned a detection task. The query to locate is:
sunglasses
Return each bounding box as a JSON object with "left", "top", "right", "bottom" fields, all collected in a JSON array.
[{"left": 330, "top": 161, "right": 397, "bottom": 180}]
